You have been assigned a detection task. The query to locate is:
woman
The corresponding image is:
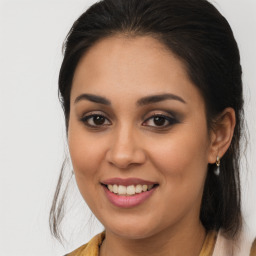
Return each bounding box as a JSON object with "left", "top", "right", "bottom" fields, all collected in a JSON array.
[{"left": 50, "top": 0, "right": 256, "bottom": 255}]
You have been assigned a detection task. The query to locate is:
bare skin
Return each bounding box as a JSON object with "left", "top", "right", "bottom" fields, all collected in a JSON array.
[
  {"left": 68, "top": 35, "right": 236, "bottom": 256},
  {"left": 100, "top": 220, "right": 206, "bottom": 256}
]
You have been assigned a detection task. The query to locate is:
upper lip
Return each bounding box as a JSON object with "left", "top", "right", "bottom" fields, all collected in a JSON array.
[{"left": 101, "top": 177, "right": 158, "bottom": 186}]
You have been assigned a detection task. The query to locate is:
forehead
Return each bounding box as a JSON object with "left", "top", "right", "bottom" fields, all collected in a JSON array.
[{"left": 71, "top": 35, "right": 204, "bottom": 108}]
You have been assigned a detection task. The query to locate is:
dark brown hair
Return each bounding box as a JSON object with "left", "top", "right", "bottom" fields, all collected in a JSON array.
[{"left": 50, "top": 0, "right": 244, "bottom": 242}]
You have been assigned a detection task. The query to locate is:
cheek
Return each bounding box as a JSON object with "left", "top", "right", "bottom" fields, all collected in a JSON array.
[
  {"left": 148, "top": 125, "right": 210, "bottom": 190},
  {"left": 145, "top": 127, "right": 210, "bottom": 223},
  {"left": 68, "top": 117, "right": 102, "bottom": 172},
  {"left": 67, "top": 120, "right": 106, "bottom": 198},
  {"left": 68, "top": 127, "right": 107, "bottom": 209}
]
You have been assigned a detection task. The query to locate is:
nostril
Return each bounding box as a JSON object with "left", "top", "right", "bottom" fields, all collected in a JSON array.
[{"left": 105, "top": 147, "right": 147, "bottom": 169}]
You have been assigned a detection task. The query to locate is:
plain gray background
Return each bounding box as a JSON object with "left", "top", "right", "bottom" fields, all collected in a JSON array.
[{"left": 0, "top": 0, "right": 255, "bottom": 255}]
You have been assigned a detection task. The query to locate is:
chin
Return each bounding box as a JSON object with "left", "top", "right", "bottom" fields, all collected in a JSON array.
[{"left": 104, "top": 218, "right": 159, "bottom": 240}]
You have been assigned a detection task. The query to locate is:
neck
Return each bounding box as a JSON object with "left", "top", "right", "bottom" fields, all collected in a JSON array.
[{"left": 100, "top": 222, "right": 206, "bottom": 256}]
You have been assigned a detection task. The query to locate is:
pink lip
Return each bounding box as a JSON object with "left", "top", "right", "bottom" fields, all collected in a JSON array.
[
  {"left": 101, "top": 177, "right": 157, "bottom": 186},
  {"left": 102, "top": 184, "right": 158, "bottom": 208}
]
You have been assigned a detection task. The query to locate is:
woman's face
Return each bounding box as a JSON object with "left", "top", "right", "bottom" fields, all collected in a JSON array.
[{"left": 68, "top": 35, "right": 215, "bottom": 239}]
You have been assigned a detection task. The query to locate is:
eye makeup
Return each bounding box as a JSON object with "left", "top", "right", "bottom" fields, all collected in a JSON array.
[{"left": 79, "top": 108, "right": 182, "bottom": 132}]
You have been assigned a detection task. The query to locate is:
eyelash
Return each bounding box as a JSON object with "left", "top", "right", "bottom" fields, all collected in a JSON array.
[
  {"left": 80, "top": 112, "right": 178, "bottom": 129},
  {"left": 80, "top": 113, "right": 111, "bottom": 128},
  {"left": 142, "top": 114, "right": 178, "bottom": 128}
]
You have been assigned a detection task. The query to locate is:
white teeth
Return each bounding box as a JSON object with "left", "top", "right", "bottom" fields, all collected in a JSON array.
[
  {"left": 106, "top": 184, "right": 155, "bottom": 195},
  {"left": 107, "top": 184, "right": 113, "bottom": 192},
  {"left": 142, "top": 185, "right": 148, "bottom": 192},
  {"left": 118, "top": 185, "right": 126, "bottom": 195},
  {"left": 113, "top": 184, "right": 118, "bottom": 194},
  {"left": 127, "top": 185, "right": 135, "bottom": 195},
  {"left": 135, "top": 184, "right": 142, "bottom": 193}
]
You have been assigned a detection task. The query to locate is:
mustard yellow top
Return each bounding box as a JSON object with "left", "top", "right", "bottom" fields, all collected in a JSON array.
[
  {"left": 66, "top": 231, "right": 256, "bottom": 256},
  {"left": 66, "top": 230, "right": 218, "bottom": 256},
  {"left": 66, "top": 232, "right": 105, "bottom": 256},
  {"left": 251, "top": 238, "right": 256, "bottom": 256}
]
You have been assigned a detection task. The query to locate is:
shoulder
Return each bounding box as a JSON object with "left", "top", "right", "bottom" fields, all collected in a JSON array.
[
  {"left": 250, "top": 238, "right": 256, "bottom": 256},
  {"left": 65, "top": 232, "right": 105, "bottom": 256},
  {"left": 212, "top": 227, "right": 255, "bottom": 256},
  {"left": 64, "top": 243, "right": 88, "bottom": 256}
]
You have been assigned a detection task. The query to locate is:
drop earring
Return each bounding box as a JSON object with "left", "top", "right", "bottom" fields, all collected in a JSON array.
[{"left": 214, "top": 156, "right": 220, "bottom": 176}]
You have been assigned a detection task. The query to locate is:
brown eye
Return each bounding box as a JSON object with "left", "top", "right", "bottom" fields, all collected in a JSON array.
[
  {"left": 143, "top": 114, "right": 178, "bottom": 128},
  {"left": 153, "top": 116, "right": 166, "bottom": 126},
  {"left": 93, "top": 115, "right": 106, "bottom": 125},
  {"left": 81, "top": 114, "right": 111, "bottom": 127}
]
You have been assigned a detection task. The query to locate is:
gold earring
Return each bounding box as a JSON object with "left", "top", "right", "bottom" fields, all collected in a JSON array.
[{"left": 214, "top": 156, "right": 220, "bottom": 176}]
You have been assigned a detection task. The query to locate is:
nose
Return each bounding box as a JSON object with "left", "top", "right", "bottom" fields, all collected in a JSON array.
[{"left": 105, "top": 125, "right": 147, "bottom": 169}]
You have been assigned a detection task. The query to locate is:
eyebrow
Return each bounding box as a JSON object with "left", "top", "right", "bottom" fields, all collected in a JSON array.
[
  {"left": 74, "top": 93, "right": 111, "bottom": 105},
  {"left": 136, "top": 93, "right": 186, "bottom": 106},
  {"left": 74, "top": 93, "right": 186, "bottom": 106}
]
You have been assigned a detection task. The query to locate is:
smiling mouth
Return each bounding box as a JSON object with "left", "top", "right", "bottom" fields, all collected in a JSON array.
[{"left": 101, "top": 184, "right": 159, "bottom": 196}]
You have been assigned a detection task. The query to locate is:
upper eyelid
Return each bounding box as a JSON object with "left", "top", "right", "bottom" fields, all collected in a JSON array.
[
  {"left": 81, "top": 110, "right": 109, "bottom": 118},
  {"left": 143, "top": 114, "right": 177, "bottom": 125},
  {"left": 80, "top": 116, "right": 175, "bottom": 131},
  {"left": 79, "top": 107, "right": 181, "bottom": 121},
  {"left": 142, "top": 110, "right": 176, "bottom": 120},
  {"left": 80, "top": 111, "right": 111, "bottom": 122},
  {"left": 80, "top": 112, "right": 177, "bottom": 128},
  {"left": 81, "top": 110, "right": 175, "bottom": 120},
  {"left": 146, "top": 114, "right": 175, "bottom": 121},
  {"left": 81, "top": 113, "right": 111, "bottom": 128}
]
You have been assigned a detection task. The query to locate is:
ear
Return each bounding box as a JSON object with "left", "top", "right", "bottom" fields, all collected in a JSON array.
[{"left": 208, "top": 107, "right": 236, "bottom": 164}]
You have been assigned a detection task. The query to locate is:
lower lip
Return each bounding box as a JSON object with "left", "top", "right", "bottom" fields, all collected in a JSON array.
[{"left": 102, "top": 185, "right": 157, "bottom": 208}]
